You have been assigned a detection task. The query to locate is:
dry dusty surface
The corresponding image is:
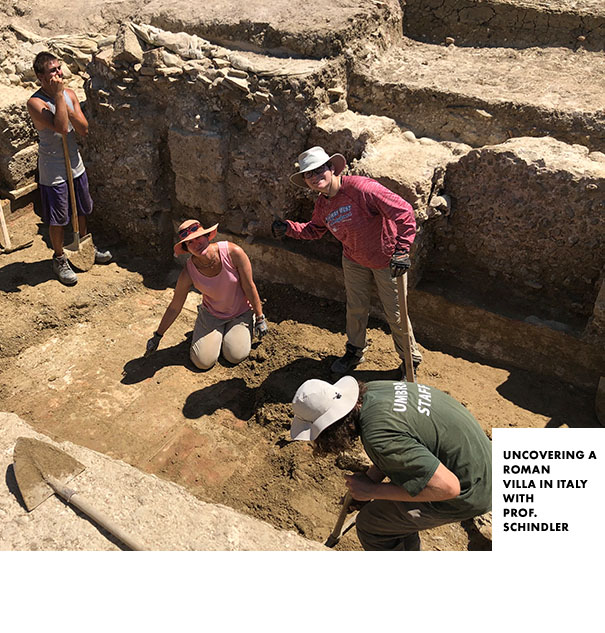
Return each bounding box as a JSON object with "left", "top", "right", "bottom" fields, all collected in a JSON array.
[{"left": 0, "top": 208, "right": 600, "bottom": 550}]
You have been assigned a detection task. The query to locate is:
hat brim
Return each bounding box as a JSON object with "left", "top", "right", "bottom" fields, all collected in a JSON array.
[
  {"left": 290, "top": 375, "right": 359, "bottom": 441},
  {"left": 289, "top": 154, "right": 347, "bottom": 189},
  {"left": 174, "top": 223, "right": 219, "bottom": 256}
]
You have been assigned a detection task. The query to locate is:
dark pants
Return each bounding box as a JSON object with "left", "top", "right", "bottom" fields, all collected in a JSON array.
[
  {"left": 356, "top": 499, "right": 473, "bottom": 551},
  {"left": 40, "top": 171, "right": 93, "bottom": 226}
]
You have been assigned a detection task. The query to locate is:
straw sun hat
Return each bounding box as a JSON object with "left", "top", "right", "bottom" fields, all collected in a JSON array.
[{"left": 173, "top": 220, "right": 219, "bottom": 256}]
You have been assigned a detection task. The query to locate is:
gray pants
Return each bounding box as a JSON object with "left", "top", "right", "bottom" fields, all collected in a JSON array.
[
  {"left": 190, "top": 306, "right": 253, "bottom": 369},
  {"left": 342, "top": 255, "right": 422, "bottom": 364},
  {"left": 356, "top": 499, "right": 468, "bottom": 551}
]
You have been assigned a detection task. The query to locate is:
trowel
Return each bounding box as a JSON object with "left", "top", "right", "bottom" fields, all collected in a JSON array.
[
  {"left": 61, "top": 135, "right": 95, "bottom": 271},
  {"left": 12, "top": 437, "right": 146, "bottom": 551},
  {"left": 325, "top": 492, "right": 358, "bottom": 548}
]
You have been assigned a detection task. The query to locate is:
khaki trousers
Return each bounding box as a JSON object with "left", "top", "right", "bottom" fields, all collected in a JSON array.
[
  {"left": 190, "top": 306, "right": 253, "bottom": 369},
  {"left": 342, "top": 255, "right": 422, "bottom": 364}
]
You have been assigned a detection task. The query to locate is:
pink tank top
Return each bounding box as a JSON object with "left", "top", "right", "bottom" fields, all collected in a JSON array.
[{"left": 186, "top": 241, "right": 251, "bottom": 319}]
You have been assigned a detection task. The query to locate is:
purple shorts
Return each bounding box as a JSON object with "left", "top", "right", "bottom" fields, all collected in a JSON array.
[{"left": 40, "top": 171, "right": 94, "bottom": 226}]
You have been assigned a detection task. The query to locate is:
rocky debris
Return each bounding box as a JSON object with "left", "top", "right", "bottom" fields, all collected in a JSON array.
[
  {"left": 0, "top": 1, "right": 602, "bottom": 385},
  {"left": 403, "top": 0, "right": 605, "bottom": 51},
  {"left": 0, "top": 412, "right": 327, "bottom": 550},
  {"left": 139, "top": 0, "right": 404, "bottom": 59}
]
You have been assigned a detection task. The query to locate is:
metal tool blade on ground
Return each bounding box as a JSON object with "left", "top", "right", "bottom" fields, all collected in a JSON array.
[{"left": 12, "top": 437, "right": 146, "bottom": 551}]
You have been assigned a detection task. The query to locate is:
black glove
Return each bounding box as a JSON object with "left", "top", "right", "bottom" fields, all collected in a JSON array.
[
  {"left": 144, "top": 332, "right": 162, "bottom": 357},
  {"left": 254, "top": 314, "right": 268, "bottom": 339},
  {"left": 271, "top": 219, "right": 288, "bottom": 239},
  {"left": 389, "top": 250, "right": 411, "bottom": 278}
]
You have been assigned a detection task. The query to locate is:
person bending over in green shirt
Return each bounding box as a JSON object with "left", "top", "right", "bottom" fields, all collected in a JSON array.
[{"left": 290, "top": 377, "right": 492, "bottom": 551}]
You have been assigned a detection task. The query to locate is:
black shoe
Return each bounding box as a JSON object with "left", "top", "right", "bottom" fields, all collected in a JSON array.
[
  {"left": 331, "top": 343, "right": 365, "bottom": 374},
  {"left": 400, "top": 359, "right": 420, "bottom": 381}
]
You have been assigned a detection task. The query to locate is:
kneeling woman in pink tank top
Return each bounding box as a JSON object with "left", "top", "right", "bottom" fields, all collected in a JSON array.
[{"left": 145, "top": 220, "right": 268, "bottom": 368}]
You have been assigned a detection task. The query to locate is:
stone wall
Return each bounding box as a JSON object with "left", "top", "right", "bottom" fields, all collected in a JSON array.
[
  {"left": 402, "top": 0, "right": 605, "bottom": 51},
  {"left": 437, "top": 137, "right": 605, "bottom": 320},
  {"left": 84, "top": 26, "right": 344, "bottom": 255}
]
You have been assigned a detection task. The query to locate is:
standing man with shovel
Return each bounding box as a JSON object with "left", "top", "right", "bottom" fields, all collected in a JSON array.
[
  {"left": 27, "top": 51, "right": 111, "bottom": 285},
  {"left": 272, "top": 146, "right": 422, "bottom": 379}
]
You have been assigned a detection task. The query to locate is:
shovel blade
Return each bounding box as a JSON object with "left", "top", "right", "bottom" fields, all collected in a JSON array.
[
  {"left": 13, "top": 437, "right": 85, "bottom": 512},
  {"left": 65, "top": 232, "right": 95, "bottom": 272}
]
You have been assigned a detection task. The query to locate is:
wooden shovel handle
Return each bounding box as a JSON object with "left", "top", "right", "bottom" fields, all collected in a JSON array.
[
  {"left": 61, "top": 135, "right": 80, "bottom": 235},
  {"left": 325, "top": 491, "right": 353, "bottom": 546},
  {"left": 47, "top": 476, "right": 147, "bottom": 551},
  {"left": 397, "top": 274, "right": 415, "bottom": 383}
]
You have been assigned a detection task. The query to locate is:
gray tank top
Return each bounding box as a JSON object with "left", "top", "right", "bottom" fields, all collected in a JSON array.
[{"left": 32, "top": 89, "right": 85, "bottom": 186}]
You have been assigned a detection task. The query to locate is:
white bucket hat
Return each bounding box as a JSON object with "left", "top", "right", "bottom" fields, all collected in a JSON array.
[
  {"left": 290, "top": 376, "right": 359, "bottom": 441},
  {"left": 289, "top": 146, "right": 347, "bottom": 189}
]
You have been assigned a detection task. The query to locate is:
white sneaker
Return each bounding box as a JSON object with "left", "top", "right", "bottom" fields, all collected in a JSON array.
[
  {"left": 94, "top": 247, "right": 112, "bottom": 264},
  {"left": 53, "top": 254, "right": 77, "bottom": 285}
]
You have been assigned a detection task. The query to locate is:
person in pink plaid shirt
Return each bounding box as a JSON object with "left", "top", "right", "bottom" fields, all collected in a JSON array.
[{"left": 272, "top": 146, "right": 422, "bottom": 376}]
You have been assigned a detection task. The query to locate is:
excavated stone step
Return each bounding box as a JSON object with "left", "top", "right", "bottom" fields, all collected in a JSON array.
[
  {"left": 348, "top": 39, "right": 605, "bottom": 152},
  {"left": 403, "top": 0, "right": 605, "bottom": 51},
  {"left": 0, "top": 84, "right": 37, "bottom": 190},
  {"left": 139, "top": 0, "right": 403, "bottom": 59}
]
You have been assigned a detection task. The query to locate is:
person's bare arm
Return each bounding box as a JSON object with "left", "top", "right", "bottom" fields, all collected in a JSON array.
[
  {"left": 27, "top": 72, "right": 69, "bottom": 134},
  {"left": 345, "top": 462, "right": 461, "bottom": 502},
  {"left": 229, "top": 243, "right": 264, "bottom": 318},
  {"left": 26, "top": 82, "right": 88, "bottom": 136},
  {"left": 64, "top": 88, "right": 88, "bottom": 136},
  {"left": 155, "top": 268, "right": 193, "bottom": 335}
]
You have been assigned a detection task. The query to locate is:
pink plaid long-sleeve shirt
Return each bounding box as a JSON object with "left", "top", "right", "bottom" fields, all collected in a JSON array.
[{"left": 285, "top": 175, "right": 416, "bottom": 269}]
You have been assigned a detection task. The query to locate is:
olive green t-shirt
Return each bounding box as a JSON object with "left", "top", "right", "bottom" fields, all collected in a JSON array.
[{"left": 359, "top": 381, "right": 492, "bottom": 518}]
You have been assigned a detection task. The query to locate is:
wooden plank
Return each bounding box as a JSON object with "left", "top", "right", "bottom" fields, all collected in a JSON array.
[
  {"left": 0, "top": 181, "right": 38, "bottom": 201},
  {"left": 0, "top": 199, "right": 13, "bottom": 250}
]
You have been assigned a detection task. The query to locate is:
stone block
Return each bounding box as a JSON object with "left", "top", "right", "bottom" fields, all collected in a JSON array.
[
  {"left": 113, "top": 23, "right": 144, "bottom": 64},
  {"left": 0, "top": 144, "right": 37, "bottom": 189},
  {"left": 352, "top": 131, "right": 461, "bottom": 214},
  {"left": 0, "top": 85, "right": 37, "bottom": 154},
  {"left": 309, "top": 110, "right": 398, "bottom": 161},
  {"left": 168, "top": 127, "right": 227, "bottom": 212}
]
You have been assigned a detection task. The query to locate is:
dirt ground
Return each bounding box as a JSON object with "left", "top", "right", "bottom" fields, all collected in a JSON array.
[{"left": 0, "top": 206, "right": 599, "bottom": 550}]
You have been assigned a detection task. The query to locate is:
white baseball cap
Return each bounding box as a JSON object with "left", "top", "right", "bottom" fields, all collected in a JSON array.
[{"left": 290, "top": 376, "right": 359, "bottom": 441}]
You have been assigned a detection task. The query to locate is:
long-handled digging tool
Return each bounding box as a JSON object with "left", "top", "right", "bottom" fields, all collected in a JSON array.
[
  {"left": 325, "top": 491, "right": 358, "bottom": 548},
  {"left": 61, "top": 135, "right": 95, "bottom": 271},
  {"left": 0, "top": 199, "right": 33, "bottom": 254},
  {"left": 397, "top": 274, "right": 416, "bottom": 383},
  {"left": 13, "top": 437, "right": 147, "bottom": 551}
]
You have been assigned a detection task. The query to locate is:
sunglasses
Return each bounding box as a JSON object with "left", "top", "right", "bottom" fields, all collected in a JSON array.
[
  {"left": 178, "top": 222, "right": 202, "bottom": 239},
  {"left": 303, "top": 163, "right": 331, "bottom": 179}
]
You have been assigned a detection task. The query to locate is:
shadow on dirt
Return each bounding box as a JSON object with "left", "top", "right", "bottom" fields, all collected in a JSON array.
[
  {"left": 120, "top": 339, "right": 194, "bottom": 384},
  {"left": 461, "top": 518, "right": 492, "bottom": 551},
  {"left": 183, "top": 377, "right": 255, "bottom": 420},
  {"left": 496, "top": 371, "right": 598, "bottom": 429},
  {"left": 0, "top": 259, "right": 55, "bottom": 292},
  {"left": 419, "top": 338, "right": 597, "bottom": 429}
]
